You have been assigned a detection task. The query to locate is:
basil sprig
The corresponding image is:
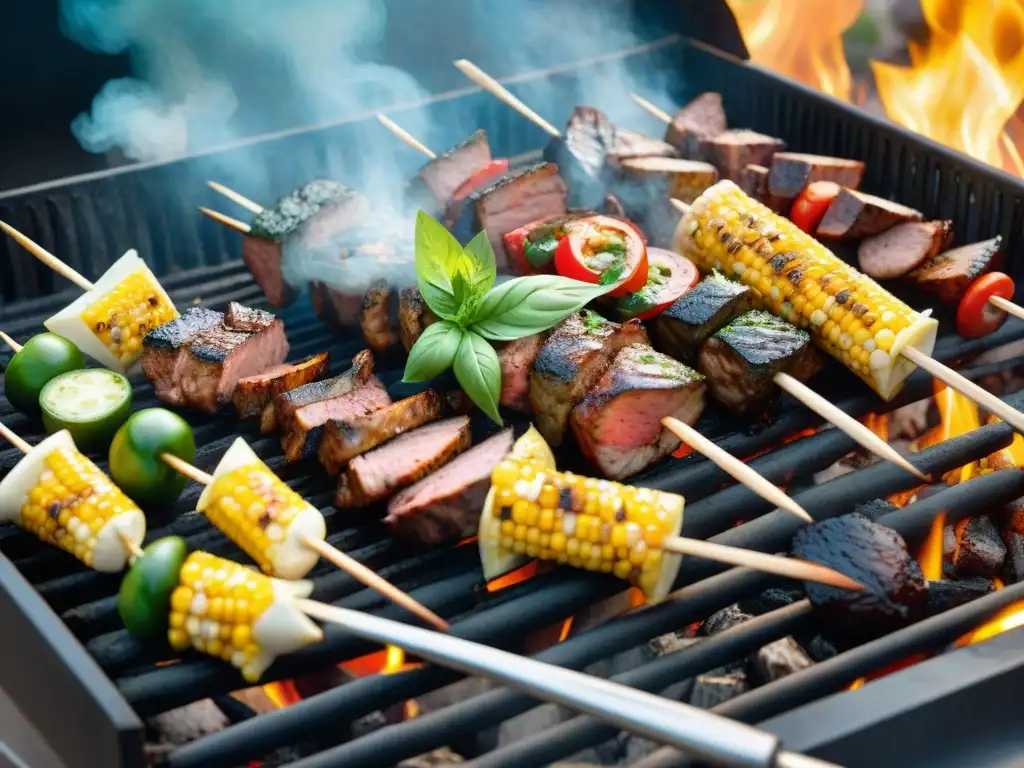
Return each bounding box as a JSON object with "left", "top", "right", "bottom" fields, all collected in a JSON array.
[{"left": 404, "top": 212, "right": 612, "bottom": 424}]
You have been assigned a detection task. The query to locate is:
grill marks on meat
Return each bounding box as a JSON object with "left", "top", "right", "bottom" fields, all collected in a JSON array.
[
  {"left": 386, "top": 429, "right": 514, "bottom": 545},
  {"left": 223, "top": 303, "right": 277, "bottom": 332},
  {"left": 335, "top": 417, "right": 472, "bottom": 508},
  {"left": 530, "top": 311, "right": 649, "bottom": 446},
  {"left": 816, "top": 189, "right": 923, "bottom": 240},
  {"left": 571, "top": 344, "right": 706, "bottom": 479},
  {"left": 650, "top": 275, "right": 755, "bottom": 363},
  {"left": 909, "top": 236, "right": 1002, "bottom": 305},
  {"left": 233, "top": 352, "right": 330, "bottom": 420},
  {"left": 318, "top": 390, "right": 443, "bottom": 476},
  {"left": 412, "top": 130, "right": 492, "bottom": 208},
  {"left": 697, "top": 310, "right": 822, "bottom": 413},
  {"left": 360, "top": 280, "right": 399, "bottom": 352},
  {"left": 141, "top": 307, "right": 222, "bottom": 405},
  {"left": 283, "top": 376, "right": 391, "bottom": 463},
  {"left": 398, "top": 286, "right": 438, "bottom": 352},
  {"left": 858, "top": 220, "right": 953, "bottom": 280},
  {"left": 768, "top": 152, "right": 865, "bottom": 198},
  {"left": 498, "top": 333, "right": 547, "bottom": 413}
]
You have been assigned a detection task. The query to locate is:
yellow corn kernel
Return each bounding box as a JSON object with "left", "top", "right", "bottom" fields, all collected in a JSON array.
[{"left": 81, "top": 271, "right": 178, "bottom": 368}]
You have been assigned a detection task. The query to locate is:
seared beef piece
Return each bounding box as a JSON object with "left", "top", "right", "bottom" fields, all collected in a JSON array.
[
  {"left": 697, "top": 310, "right": 822, "bottom": 413},
  {"left": 768, "top": 153, "right": 865, "bottom": 198},
  {"left": 282, "top": 376, "right": 391, "bottom": 463},
  {"left": 141, "top": 307, "right": 223, "bottom": 405},
  {"left": 664, "top": 92, "right": 728, "bottom": 158},
  {"left": 335, "top": 417, "right": 472, "bottom": 507},
  {"left": 951, "top": 516, "right": 1006, "bottom": 579},
  {"left": 385, "top": 429, "right": 514, "bottom": 545},
  {"left": 926, "top": 577, "right": 993, "bottom": 616},
  {"left": 792, "top": 512, "right": 929, "bottom": 645},
  {"left": 176, "top": 309, "right": 290, "bottom": 414},
  {"left": 360, "top": 279, "right": 399, "bottom": 352},
  {"left": 497, "top": 333, "right": 547, "bottom": 412},
  {"left": 311, "top": 282, "right": 364, "bottom": 331},
  {"left": 858, "top": 220, "right": 953, "bottom": 280},
  {"left": 739, "top": 164, "right": 790, "bottom": 212},
  {"left": 318, "top": 390, "right": 443, "bottom": 476},
  {"left": 909, "top": 236, "right": 1002, "bottom": 306},
  {"left": 451, "top": 163, "right": 568, "bottom": 271},
  {"left": 443, "top": 390, "right": 476, "bottom": 416},
  {"left": 234, "top": 352, "right": 330, "bottom": 419},
  {"left": 605, "top": 129, "right": 679, "bottom": 169},
  {"left": 816, "top": 189, "right": 923, "bottom": 240},
  {"left": 398, "top": 286, "right": 438, "bottom": 352},
  {"left": 649, "top": 274, "right": 756, "bottom": 364},
  {"left": 571, "top": 344, "right": 706, "bottom": 479},
  {"left": 409, "top": 130, "right": 492, "bottom": 208},
  {"left": 223, "top": 302, "right": 275, "bottom": 332},
  {"left": 544, "top": 107, "right": 619, "bottom": 209},
  {"left": 704, "top": 130, "right": 785, "bottom": 183},
  {"left": 242, "top": 237, "right": 300, "bottom": 307},
  {"left": 530, "top": 311, "right": 649, "bottom": 446}
]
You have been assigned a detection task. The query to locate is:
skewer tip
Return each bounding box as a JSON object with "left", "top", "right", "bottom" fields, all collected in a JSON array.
[
  {"left": 0, "top": 330, "right": 23, "bottom": 354},
  {"left": 198, "top": 207, "right": 251, "bottom": 234},
  {"left": 670, "top": 198, "right": 690, "bottom": 215}
]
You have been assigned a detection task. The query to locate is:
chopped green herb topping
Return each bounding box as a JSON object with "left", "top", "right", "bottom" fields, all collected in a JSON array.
[{"left": 250, "top": 180, "right": 355, "bottom": 240}]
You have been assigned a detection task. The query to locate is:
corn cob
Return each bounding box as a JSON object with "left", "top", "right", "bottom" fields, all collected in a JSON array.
[
  {"left": 46, "top": 250, "right": 178, "bottom": 372},
  {"left": 0, "top": 431, "right": 146, "bottom": 572},
  {"left": 478, "top": 429, "right": 684, "bottom": 603},
  {"left": 672, "top": 180, "right": 939, "bottom": 400},
  {"left": 197, "top": 438, "right": 326, "bottom": 580},
  {"left": 167, "top": 551, "right": 322, "bottom": 683}
]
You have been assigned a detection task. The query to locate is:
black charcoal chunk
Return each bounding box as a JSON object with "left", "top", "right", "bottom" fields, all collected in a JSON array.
[
  {"left": 926, "top": 577, "right": 994, "bottom": 616},
  {"left": 1002, "top": 531, "right": 1024, "bottom": 584},
  {"left": 750, "top": 636, "right": 814, "bottom": 684},
  {"left": 850, "top": 498, "right": 898, "bottom": 523},
  {"left": 689, "top": 670, "right": 749, "bottom": 709},
  {"left": 739, "top": 586, "right": 804, "bottom": 616},
  {"left": 952, "top": 516, "right": 1006, "bottom": 579},
  {"left": 701, "top": 604, "right": 753, "bottom": 636}
]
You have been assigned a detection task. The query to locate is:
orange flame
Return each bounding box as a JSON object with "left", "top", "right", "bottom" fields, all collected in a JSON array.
[
  {"left": 955, "top": 600, "right": 1024, "bottom": 646},
  {"left": 917, "top": 511, "right": 946, "bottom": 581},
  {"left": 486, "top": 561, "right": 543, "bottom": 593},
  {"left": 262, "top": 679, "right": 302, "bottom": 708}
]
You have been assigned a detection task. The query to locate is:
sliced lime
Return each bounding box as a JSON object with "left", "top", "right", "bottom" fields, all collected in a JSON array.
[{"left": 40, "top": 369, "right": 133, "bottom": 451}]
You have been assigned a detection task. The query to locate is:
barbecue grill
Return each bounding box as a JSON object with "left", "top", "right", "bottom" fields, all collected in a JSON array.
[{"left": 4, "top": 31, "right": 1024, "bottom": 768}]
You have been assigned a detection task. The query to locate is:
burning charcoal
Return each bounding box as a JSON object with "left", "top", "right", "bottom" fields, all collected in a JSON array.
[
  {"left": 768, "top": 152, "right": 865, "bottom": 198},
  {"left": 816, "top": 188, "right": 923, "bottom": 240},
  {"left": 1001, "top": 496, "right": 1024, "bottom": 536},
  {"left": 689, "top": 670, "right": 749, "bottom": 708},
  {"left": 1002, "top": 532, "right": 1024, "bottom": 583},
  {"left": 850, "top": 498, "right": 898, "bottom": 523},
  {"left": 805, "top": 634, "right": 839, "bottom": 662},
  {"left": 664, "top": 92, "right": 727, "bottom": 158},
  {"left": 952, "top": 516, "right": 1007, "bottom": 579},
  {"left": 701, "top": 603, "right": 753, "bottom": 635},
  {"left": 704, "top": 129, "right": 785, "bottom": 183},
  {"left": 750, "top": 636, "right": 814, "bottom": 684},
  {"left": 926, "top": 577, "right": 994, "bottom": 616},
  {"left": 791, "top": 513, "right": 929, "bottom": 645},
  {"left": 739, "top": 586, "right": 804, "bottom": 615},
  {"left": 944, "top": 525, "right": 956, "bottom": 559},
  {"left": 147, "top": 700, "right": 229, "bottom": 745}
]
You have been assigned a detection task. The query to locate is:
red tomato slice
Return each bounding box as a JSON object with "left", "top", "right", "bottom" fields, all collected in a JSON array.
[
  {"left": 554, "top": 215, "right": 648, "bottom": 297},
  {"left": 613, "top": 249, "right": 700, "bottom": 320},
  {"left": 956, "top": 272, "right": 1015, "bottom": 338},
  {"left": 790, "top": 181, "right": 840, "bottom": 234},
  {"left": 451, "top": 159, "right": 510, "bottom": 201}
]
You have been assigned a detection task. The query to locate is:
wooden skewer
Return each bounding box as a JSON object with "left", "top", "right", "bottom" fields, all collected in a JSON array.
[
  {"left": 0, "top": 220, "right": 95, "bottom": 292},
  {"left": 160, "top": 454, "right": 450, "bottom": 631},
  {"left": 199, "top": 207, "right": 251, "bottom": 234},
  {"left": 630, "top": 92, "right": 673, "bottom": 124},
  {"left": 0, "top": 420, "right": 33, "bottom": 455},
  {"left": 117, "top": 529, "right": 145, "bottom": 560},
  {"left": 660, "top": 537, "right": 863, "bottom": 591},
  {"left": 454, "top": 59, "right": 562, "bottom": 138},
  {"left": 0, "top": 331, "right": 23, "bottom": 354},
  {"left": 207, "top": 181, "right": 264, "bottom": 214},
  {"left": 376, "top": 114, "right": 437, "bottom": 159},
  {"left": 662, "top": 417, "right": 813, "bottom": 523},
  {"left": 989, "top": 295, "right": 1024, "bottom": 324}
]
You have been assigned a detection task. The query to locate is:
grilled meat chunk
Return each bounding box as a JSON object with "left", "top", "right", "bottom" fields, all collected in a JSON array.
[
  {"left": 697, "top": 310, "right": 822, "bottom": 413},
  {"left": 857, "top": 220, "right": 953, "bottom": 280},
  {"left": 792, "top": 513, "right": 929, "bottom": 646},
  {"left": 909, "top": 236, "right": 1002, "bottom": 306},
  {"left": 385, "top": 429, "right": 514, "bottom": 545},
  {"left": 739, "top": 164, "right": 790, "bottom": 212},
  {"left": 141, "top": 307, "right": 223, "bottom": 405},
  {"left": 768, "top": 153, "right": 865, "bottom": 198},
  {"left": 451, "top": 163, "right": 568, "bottom": 271},
  {"left": 704, "top": 129, "right": 785, "bottom": 183},
  {"left": 223, "top": 302, "right": 275, "bottom": 332},
  {"left": 335, "top": 417, "right": 472, "bottom": 507},
  {"left": 398, "top": 286, "right": 438, "bottom": 352},
  {"left": 360, "top": 279, "right": 399, "bottom": 352},
  {"left": 409, "top": 130, "right": 492, "bottom": 209},
  {"left": 605, "top": 128, "right": 679, "bottom": 169},
  {"left": 649, "top": 274, "right": 756, "bottom": 363},
  {"left": 544, "top": 106, "right": 619, "bottom": 209},
  {"left": 530, "top": 311, "right": 649, "bottom": 446},
  {"left": 816, "top": 189, "right": 923, "bottom": 240},
  {"left": 664, "top": 92, "right": 728, "bottom": 158},
  {"left": 318, "top": 390, "right": 443, "bottom": 476},
  {"left": 234, "top": 352, "right": 330, "bottom": 420},
  {"left": 497, "top": 333, "right": 547, "bottom": 413},
  {"left": 571, "top": 344, "right": 706, "bottom": 479},
  {"left": 282, "top": 376, "right": 391, "bottom": 463}
]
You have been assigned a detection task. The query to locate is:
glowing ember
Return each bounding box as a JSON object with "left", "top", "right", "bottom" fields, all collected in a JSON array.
[
  {"left": 861, "top": 412, "right": 888, "bottom": 442},
  {"left": 262, "top": 679, "right": 302, "bottom": 708},
  {"left": 486, "top": 561, "right": 544, "bottom": 592},
  {"left": 558, "top": 617, "right": 574, "bottom": 642},
  {"left": 955, "top": 600, "right": 1024, "bottom": 646},
  {"left": 917, "top": 511, "right": 946, "bottom": 581}
]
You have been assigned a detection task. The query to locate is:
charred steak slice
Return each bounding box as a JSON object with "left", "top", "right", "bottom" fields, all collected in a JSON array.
[
  {"left": 768, "top": 153, "right": 865, "bottom": 198},
  {"left": 386, "top": 429, "right": 514, "bottom": 545},
  {"left": 529, "top": 310, "right": 649, "bottom": 446},
  {"left": 335, "top": 416, "right": 472, "bottom": 508},
  {"left": 360, "top": 279, "right": 399, "bottom": 352},
  {"left": 649, "top": 274, "right": 756, "bottom": 364},
  {"left": 544, "top": 106, "right": 619, "bottom": 209},
  {"left": 857, "top": 220, "right": 953, "bottom": 280},
  {"left": 571, "top": 344, "right": 706, "bottom": 479},
  {"left": 282, "top": 376, "right": 391, "bottom": 463},
  {"left": 816, "top": 189, "right": 923, "bottom": 240},
  {"left": 664, "top": 92, "right": 728, "bottom": 158},
  {"left": 234, "top": 352, "right": 330, "bottom": 419},
  {"left": 704, "top": 130, "right": 785, "bottom": 183},
  {"left": 605, "top": 128, "right": 679, "bottom": 169},
  {"left": 697, "top": 310, "right": 822, "bottom": 414},
  {"left": 318, "top": 390, "right": 443, "bottom": 476},
  {"left": 498, "top": 333, "right": 547, "bottom": 413},
  {"left": 141, "top": 307, "right": 223, "bottom": 405},
  {"left": 275, "top": 349, "right": 374, "bottom": 440},
  {"left": 908, "top": 236, "right": 1002, "bottom": 306},
  {"left": 409, "top": 130, "right": 492, "bottom": 209},
  {"left": 398, "top": 286, "right": 438, "bottom": 352},
  {"left": 739, "top": 164, "right": 790, "bottom": 212},
  {"left": 177, "top": 306, "right": 289, "bottom": 414}
]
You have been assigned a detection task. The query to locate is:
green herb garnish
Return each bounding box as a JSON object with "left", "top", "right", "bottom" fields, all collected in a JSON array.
[
  {"left": 598, "top": 259, "right": 627, "bottom": 285},
  {"left": 523, "top": 235, "right": 559, "bottom": 268}
]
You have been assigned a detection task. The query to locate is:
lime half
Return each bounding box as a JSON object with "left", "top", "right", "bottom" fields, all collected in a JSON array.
[{"left": 40, "top": 369, "right": 133, "bottom": 451}]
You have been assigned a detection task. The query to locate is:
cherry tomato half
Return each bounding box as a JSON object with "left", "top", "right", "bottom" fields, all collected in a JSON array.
[
  {"left": 611, "top": 248, "right": 700, "bottom": 321},
  {"left": 554, "top": 215, "right": 648, "bottom": 297},
  {"left": 956, "top": 272, "right": 1015, "bottom": 338},
  {"left": 790, "top": 181, "right": 841, "bottom": 234},
  {"left": 450, "top": 159, "right": 510, "bottom": 201}
]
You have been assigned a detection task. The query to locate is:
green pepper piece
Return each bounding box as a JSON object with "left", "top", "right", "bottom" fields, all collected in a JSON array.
[
  {"left": 118, "top": 536, "right": 189, "bottom": 640},
  {"left": 3, "top": 333, "right": 84, "bottom": 417},
  {"left": 522, "top": 235, "right": 560, "bottom": 268},
  {"left": 110, "top": 409, "right": 196, "bottom": 507}
]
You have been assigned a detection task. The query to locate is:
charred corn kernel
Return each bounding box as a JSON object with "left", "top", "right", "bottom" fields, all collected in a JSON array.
[
  {"left": 479, "top": 455, "right": 685, "bottom": 603},
  {"left": 197, "top": 439, "right": 326, "bottom": 580},
  {"left": 674, "top": 181, "right": 939, "bottom": 400},
  {"left": 167, "top": 551, "right": 321, "bottom": 683},
  {"left": 0, "top": 431, "right": 145, "bottom": 572}
]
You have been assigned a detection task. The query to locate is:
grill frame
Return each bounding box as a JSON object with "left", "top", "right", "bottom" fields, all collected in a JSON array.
[{"left": 3, "top": 34, "right": 1024, "bottom": 768}]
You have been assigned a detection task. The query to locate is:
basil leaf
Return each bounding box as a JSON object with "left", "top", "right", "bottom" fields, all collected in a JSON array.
[
  {"left": 415, "top": 211, "right": 470, "bottom": 319},
  {"left": 470, "top": 275, "right": 613, "bottom": 341},
  {"left": 402, "top": 321, "right": 464, "bottom": 383},
  {"left": 463, "top": 230, "right": 498, "bottom": 296},
  {"left": 453, "top": 331, "right": 503, "bottom": 425}
]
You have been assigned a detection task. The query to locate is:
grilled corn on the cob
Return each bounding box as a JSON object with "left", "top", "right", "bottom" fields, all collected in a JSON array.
[
  {"left": 197, "top": 438, "right": 326, "bottom": 579},
  {"left": 0, "top": 431, "right": 146, "bottom": 572},
  {"left": 672, "top": 180, "right": 938, "bottom": 400},
  {"left": 167, "top": 551, "right": 322, "bottom": 682},
  {"left": 46, "top": 250, "right": 178, "bottom": 372},
  {"left": 478, "top": 428, "right": 684, "bottom": 603}
]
